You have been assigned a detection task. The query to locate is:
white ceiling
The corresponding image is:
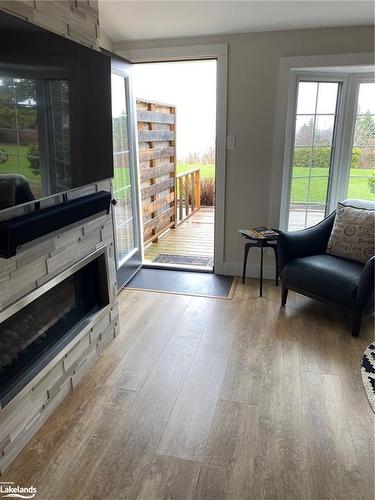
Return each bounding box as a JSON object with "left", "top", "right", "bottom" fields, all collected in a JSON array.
[{"left": 99, "top": 1, "right": 374, "bottom": 44}]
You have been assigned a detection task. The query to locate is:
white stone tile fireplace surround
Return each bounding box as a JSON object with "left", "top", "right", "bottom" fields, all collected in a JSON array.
[{"left": 0, "top": 179, "right": 118, "bottom": 473}]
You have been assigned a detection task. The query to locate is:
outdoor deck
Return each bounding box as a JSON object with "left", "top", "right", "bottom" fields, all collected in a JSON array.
[
  {"left": 143, "top": 207, "right": 324, "bottom": 268},
  {"left": 144, "top": 207, "right": 214, "bottom": 267}
]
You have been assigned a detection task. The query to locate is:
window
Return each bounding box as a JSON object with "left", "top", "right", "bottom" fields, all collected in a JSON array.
[
  {"left": 283, "top": 72, "right": 375, "bottom": 231},
  {"left": 288, "top": 80, "right": 341, "bottom": 230},
  {"left": 347, "top": 82, "right": 375, "bottom": 200}
]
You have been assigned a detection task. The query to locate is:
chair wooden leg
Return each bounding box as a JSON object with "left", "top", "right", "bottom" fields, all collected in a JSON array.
[
  {"left": 352, "top": 312, "right": 362, "bottom": 337},
  {"left": 281, "top": 284, "right": 288, "bottom": 306}
]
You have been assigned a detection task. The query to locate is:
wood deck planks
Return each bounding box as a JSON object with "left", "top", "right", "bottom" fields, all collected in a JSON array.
[{"left": 144, "top": 207, "right": 214, "bottom": 264}]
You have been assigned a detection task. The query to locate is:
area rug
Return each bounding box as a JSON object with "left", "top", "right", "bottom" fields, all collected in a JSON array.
[
  {"left": 361, "top": 343, "right": 375, "bottom": 413},
  {"left": 153, "top": 254, "right": 214, "bottom": 267},
  {"left": 125, "top": 268, "right": 237, "bottom": 299}
]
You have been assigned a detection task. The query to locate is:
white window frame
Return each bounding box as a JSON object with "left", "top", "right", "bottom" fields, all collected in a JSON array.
[
  {"left": 334, "top": 73, "right": 375, "bottom": 204},
  {"left": 274, "top": 54, "right": 374, "bottom": 231},
  {"left": 280, "top": 71, "right": 347, "bottom": 230}
]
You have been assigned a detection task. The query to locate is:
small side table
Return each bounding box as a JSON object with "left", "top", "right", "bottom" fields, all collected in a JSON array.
[{"left": 239, "top": 230, "right": 279, "bottom": 297}]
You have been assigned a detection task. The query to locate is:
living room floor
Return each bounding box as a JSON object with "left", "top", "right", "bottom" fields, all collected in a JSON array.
[{"left": 2, "top": 280, "right": 374, "bottom": 499}]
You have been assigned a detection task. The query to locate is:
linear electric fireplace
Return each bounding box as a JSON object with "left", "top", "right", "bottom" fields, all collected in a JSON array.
[{"left": 0, "top": 247, "right": 110, "bottom": 407}]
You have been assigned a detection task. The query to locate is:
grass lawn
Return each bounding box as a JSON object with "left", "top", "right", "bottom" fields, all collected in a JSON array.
[
  {"left": 113, "top": 163, "right": 215, "bottom": 192},
  {"left": 114, "top": 163, "right": 374, "bottom": 202},
  {"left": 177, "top": 163, "right": 215, "bottom": 179},
  {"left": 4, "top": 146, "right": 371, "bottom": 204},
  {"left": 291, "top": 167, "right": 375, "bottom": 203},
  {"left": 0, "top": 143, "right": 41, "bottom": 184}
]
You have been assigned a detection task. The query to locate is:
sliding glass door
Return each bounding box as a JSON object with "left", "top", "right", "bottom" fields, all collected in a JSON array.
[{"left": 111, "top": 58, "right": 142, "bottom": 288}]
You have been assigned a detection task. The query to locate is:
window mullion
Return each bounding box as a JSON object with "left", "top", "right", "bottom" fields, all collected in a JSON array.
[
  {"left": 334, "top": 76, "right": 360, "bottom": 203},
  {"left": 304, "top": 83, "right": 319, "bottom": 228},
  {"left": 325, "top": 80, "right": 345, "bottom": 213}
]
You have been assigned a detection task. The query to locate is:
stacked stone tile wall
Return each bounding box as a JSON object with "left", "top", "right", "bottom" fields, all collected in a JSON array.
[
  {"left": 0, "top": 180, "right": 119, "bottom": 473},
  {"left": 0, "top": 0, "right": 100, "bottom": 49}
]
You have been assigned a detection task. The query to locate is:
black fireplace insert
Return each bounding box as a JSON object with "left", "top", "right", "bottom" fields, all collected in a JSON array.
[{"left": 0, "top": 248, "right": 110, "bottom": 407}]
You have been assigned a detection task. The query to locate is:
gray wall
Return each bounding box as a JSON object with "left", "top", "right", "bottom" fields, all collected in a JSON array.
[{"left": 117, "top": 25, "right": 374, "bottom": 275}]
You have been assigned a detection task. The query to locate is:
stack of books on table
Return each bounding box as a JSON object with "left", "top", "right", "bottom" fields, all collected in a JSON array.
[{"left": 239, "top": 226, "right": 279, "bottom": 239}]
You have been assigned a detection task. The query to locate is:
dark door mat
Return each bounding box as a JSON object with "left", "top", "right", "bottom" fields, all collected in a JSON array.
[
  {"left": 125, "top": 268, "right": 237, "bottom": 299},
  {"left": 153, "top": 254, "right": 214, "bottom": 267}
]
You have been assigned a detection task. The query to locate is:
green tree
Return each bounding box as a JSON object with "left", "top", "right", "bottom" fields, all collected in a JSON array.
[
  {"left": 295, "top": 117, "right": 313, "bottom": 146},
  {"left": 293, "top": 146, "right": 361, "bottom": 169},
  {"left": 0, "top": 77, "right": 37, "bottom": 131},
  {"left": 354, "top": 111, "right": 375, "bottom": 147},
  {"left": 27, "top": 144, "right": 40, "bottom": 176}
]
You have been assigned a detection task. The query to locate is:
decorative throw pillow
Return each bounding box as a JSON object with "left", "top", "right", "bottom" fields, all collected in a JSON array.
[{"left": 327, "top": 203, "right": 375, "bottom": 263}]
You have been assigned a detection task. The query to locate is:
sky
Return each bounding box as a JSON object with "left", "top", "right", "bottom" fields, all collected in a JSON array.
[
  {"left": 132, "top": 60, "right": 217, "bottom": 161},
  {"left": 295, "top": 81, "right": 375, "bottom": 145},
  {"left": 297, "top": 81, "right": 375, "bottom": 115}
]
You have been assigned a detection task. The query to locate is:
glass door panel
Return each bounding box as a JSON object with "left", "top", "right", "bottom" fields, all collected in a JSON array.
[
  {"left": 111, "top": 60, "right": 142, "bottom": 288},
  {"left": 288, "top": 80, "right": 340, "bottom": 230},
  {"left": 347, "top": 82, "right": 375, "bottom": 201}
]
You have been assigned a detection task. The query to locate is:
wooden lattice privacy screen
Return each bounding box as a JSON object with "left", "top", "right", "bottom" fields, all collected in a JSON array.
[{"left": 137, "top": 99, "right": 176, "bottom": 245}]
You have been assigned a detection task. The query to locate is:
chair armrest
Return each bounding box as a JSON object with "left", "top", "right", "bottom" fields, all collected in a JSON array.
[
  {"left": 278, "top": 212, "right": 335, "bottom": 271},
  {"left": 357, "top": 256, "right": 375, "bottom": 313}
]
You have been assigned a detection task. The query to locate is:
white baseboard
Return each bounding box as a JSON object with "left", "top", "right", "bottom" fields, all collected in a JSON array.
[{"left": 222, "top": 259, "right": 277, "bottom": 280}]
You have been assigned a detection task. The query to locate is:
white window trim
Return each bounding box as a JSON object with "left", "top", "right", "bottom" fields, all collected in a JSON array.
[
  {"left": 270, "top": 52, "right": 374, "bottom": 231},
  {"left": 115, "top": 44, "right": 228, "bottom": 274},
  {"left": 334, "top": 73, "right": 375, "bottom": 205},
  {"left": 280, "top": 71, "right": 347, "bottom": 229}
]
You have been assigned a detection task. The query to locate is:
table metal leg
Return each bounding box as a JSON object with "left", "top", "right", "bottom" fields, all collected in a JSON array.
[
  {"left": 242, "top": 243, "right": 251, "bottom": 284},
  {"left": 271, "top": 245, "right": 279, "bottom": 286},
  {"left": 260, "top": 241, "right": 264, "bottom": 297}
]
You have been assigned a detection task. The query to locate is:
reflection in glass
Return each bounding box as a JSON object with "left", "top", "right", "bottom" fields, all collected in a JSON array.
[
  {"left": 48, "top": 80, "right": 71, "bottom": 192},
  {"left": 0, "top": 72, "right": 71, "bottom": 209}
]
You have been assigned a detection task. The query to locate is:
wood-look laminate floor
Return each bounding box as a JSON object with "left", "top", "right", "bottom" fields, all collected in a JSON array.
[{"left": 2, "top": 280, "right": 374, "bottom": 499}]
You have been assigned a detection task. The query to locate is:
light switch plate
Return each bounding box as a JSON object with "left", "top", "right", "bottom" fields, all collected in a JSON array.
[{"left": 226, "top": 135, "right": 235, "bottom": 150}]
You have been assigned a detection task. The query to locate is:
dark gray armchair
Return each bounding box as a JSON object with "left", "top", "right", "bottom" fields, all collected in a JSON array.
[{"left": 278, "top": 200, "right": 374, "bottom": 337}]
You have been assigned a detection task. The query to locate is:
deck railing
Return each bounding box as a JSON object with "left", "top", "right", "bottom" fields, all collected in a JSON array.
[{"left": 176, "top": 168, "right": 201, "bottom": 225}]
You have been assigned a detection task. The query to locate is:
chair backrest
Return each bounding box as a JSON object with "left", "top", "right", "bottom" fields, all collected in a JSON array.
[
  {"left": 341, "top": 199, "right": 375, "bottom": 210},
  {"left": 322, "top": 199, "right": 374, "bottom": 243}
]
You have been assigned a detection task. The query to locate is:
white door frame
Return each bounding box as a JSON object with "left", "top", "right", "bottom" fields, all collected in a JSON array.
[
  {"left": 111, "top": 58, "right": 143, "bottom": 288},
  {"left": 115, "top": 44, "right": 228, "bottom": 274}
]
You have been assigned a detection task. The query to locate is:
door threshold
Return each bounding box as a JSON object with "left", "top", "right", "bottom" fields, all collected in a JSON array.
[{"left": 142, "top": 262, "right": 214, "bottom": 274}]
